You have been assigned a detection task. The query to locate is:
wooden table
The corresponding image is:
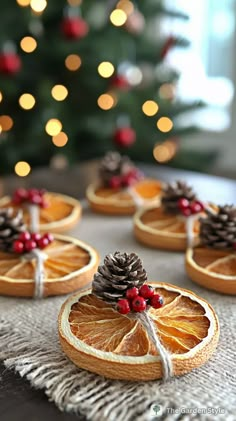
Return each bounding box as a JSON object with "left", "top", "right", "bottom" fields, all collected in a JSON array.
[{"left": 1, "top": 162, "right": 236, "bottom": 421}]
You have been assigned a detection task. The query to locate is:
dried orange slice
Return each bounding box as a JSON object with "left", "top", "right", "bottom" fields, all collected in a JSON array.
[
  {"left": 58, "top": 282, "right": 219, "bottom": 381},
  {"left": 134, "top": 205, "right": 201, "bottom": 251},
  {"left": 86, "top": 179, "right": 162, "bottom": 215},
  {"left": 0, "top": 192, "right": 81, "bottom": 233},
  {"left": 0, "top": 234, "right": 99, "bottom": 297},
  {"left": 186, "top": 247, "right": 236, "bottom": 295}
]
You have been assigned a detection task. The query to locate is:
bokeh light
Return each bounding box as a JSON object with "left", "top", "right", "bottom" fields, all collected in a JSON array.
[
  {"left": 45, "top": 119, "right": 62, "bottom": 136},
  {"left": 117, "top": 0, "right": 134, "bottom": 15},
  {"left": 67, "top": 0, "right": 82, "bottom": 5},
  {"left": 97, "top": 93, "right": 115, "bottom": 110},
  {"left": 65, "top": 54, "right": 81, "bottom": 71},
  {"left": 110, "top": 9, "right": 127, "bottom": 26},
  {"left": 156, "top": 117, "right": 173, "bottom": 132},
  {"left": 30, "top": 0, "right": 47, "bottom": 12},
  {"left": 153, "top": 140, "right": 177, "bottom": 163},
  {"left": 16, "top": 0, "right": 31, "bottom": 6},
  {"left": 14, "top": 161, "right": 31, "bottom": 177},
  {"left": 20, "top": 36, "right": 37, "bottom": 53},
  {"left": 97, "top": 62, "right": 115, "bottom": 78},
  {"left": 0, "top": 115, "right": 13, "bottom": 131},
  {"left": 0, "top": 92, "right": 3, "bottom": 103},
  {"left": 19, "top": 93, "right": 36, "bottom": 110},
  {"left": 51, "top": 85, "right": 68, "bottom": 101},
  {"left": 52, "top": 132, "right": 68, "bottom": 147},
  {"left": 142, "top": 100, "right": 159, "bottom": 116},
  {"left": 159, "top": 83, "right": 176, "bottom": 100}
]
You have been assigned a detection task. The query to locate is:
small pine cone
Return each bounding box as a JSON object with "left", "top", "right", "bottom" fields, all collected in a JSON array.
[
  {"left": 92, "top": 251, "right": 147, "bottom": 304},
  {"left": 162, "top": 180, "right": 197, "bottom": 213},
  {"left": 200, "top": 205, "right": 236, "bottom": 249},
  {"left": 0, "top": 208, "right": 26, "bottom": 252},
  {"left": 99, "top": 151, "right": 134, "bottom": 186}
]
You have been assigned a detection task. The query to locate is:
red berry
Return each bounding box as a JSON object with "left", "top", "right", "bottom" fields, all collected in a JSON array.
[
  {"left": 44, "top": 233, "right": 54, "bottom": 243},
  {"left": 13, "top": 188, "right": 28, "bottom": 203},
  {"left": 182, "top": 207, "right": 191, "bottom": 217},
  {"left": 122, "top": 173, "right": 136, "bottom": 187},
  {"left": 109, "top": 176, "right": 122, "bottom": 189},
  {"left": 139, "top": 284, "right": 154, "bottom": 299},
  {"left": 18, "top": 231, "right": 31, "bottom": 242},
  {"left": 190, "top": 201, "right": 202, "bottom": 214},
  {"left": 150, "top": 294, "right": 164, "bottom": 309},
  {"left": 37, "top": 237, "right": 49, "bottom": 249},
  {"left": 178, "top": 198, "right": 189, "bottom": 210},
  {"left": 31, "top": 233, "right": 42, "bottom": 242},
  {"left": 131, "top": 296, "right": 147, "bottom": 312},
  {"left": 24, "top": 239, "right": 37, "bottom": 252},
  {"left": 126, "top": 287, "right": 139, "bottom": 300},
  {"left": 117, "top": 299, "right": 131, "bottom": 315},
  {"left": 13, "top": 240, "right": 25, "bottom": 254}
]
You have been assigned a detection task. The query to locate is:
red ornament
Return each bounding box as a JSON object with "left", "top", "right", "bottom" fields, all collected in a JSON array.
[
  {"left": 160, "top": 36, "right": 176, "bottom": 59},
  {"left": 13, "top": 240, "right": 25, "bottom": 254},
  {"left": 110, "top": 75, "right": 130, "bottom": 90},
  {"left": 117, "top": 299, "right": 131, "bottom": 314},
  {"left": 131, "top": 296, "right": 146, "bottom": 312},
  {"left": 150, "top": 294, "right": 164, "bottom": 309},
  {"left": 139, "top": 284, "right": 154, "bottom": 299},
  {"left": 113, "top": 127, "right": 136, "bottom": 148},
  {"left": 0, "top": 53, "right": 21, "bottom": 75},
  {"left": 61, "top": 17, "right": 89, "bottom": 40},
  {"left": 126, "top": 287, "right": 139, "bottom": 300}
]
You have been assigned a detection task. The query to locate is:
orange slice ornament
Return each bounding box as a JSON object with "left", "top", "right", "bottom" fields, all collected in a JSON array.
[
  {"left": 0, "top": 208, "right": 99, "bottom": 298},
  {"left": 59, "top": 251, "right": 219, "bottom": 381},
  {"left": 134, "top": 180, "right": 210, "bottom": 251},
  {"left": 86, "top": 151, "right": 162, "bottom": 215},
  {"left": 0, "top": 188, "right": 81, "bottom": 233},
  {"left": 186, "top": 205, "right": 236, "bottom": 294}
]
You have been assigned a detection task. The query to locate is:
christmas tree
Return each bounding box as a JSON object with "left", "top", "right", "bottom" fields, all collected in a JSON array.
[{"left": 0, "top": 0, "right": 211, "bottom": 176}]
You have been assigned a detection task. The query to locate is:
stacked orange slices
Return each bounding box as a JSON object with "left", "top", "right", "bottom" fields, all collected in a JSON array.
[
  {"left": 186, "top": 247, "right": 236, "bottom": 295},
  {"left": 58, "top": 282, "right": 219, "bottom": 381},
  {"left": 86, "top": 179, "right": 162, "bottom": 215},
  {"left": 0, "top": 235, "right": 99, "bottom": 297},
  {"left": 134, "top": 205, "right": 200, "bottom": 251},
  {"left": 0, "top": 192, "right": 81, "bottom": 233}
]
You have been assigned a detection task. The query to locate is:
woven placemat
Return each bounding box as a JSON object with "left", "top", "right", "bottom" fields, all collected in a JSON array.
[{"left": 0, "top": 204, "right": 235, "bottom": 420}]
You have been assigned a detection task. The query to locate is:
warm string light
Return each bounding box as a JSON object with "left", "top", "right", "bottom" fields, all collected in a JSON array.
[
  {"left": 16, "top": 0, "right": 31, "bottom": 7},
  {"left": 52, "top": 132, "right": 68, "bottom": 147},
  {"left": 97, "top": 62, "right": 114, "bottom": 78},
  {"left": 14, "top": 161, "right": 31, "bottom": 176},
  {"left": 110, "top": 9, "right": 127, "bottom": 26},
  {"left": 45, "top": 119, "right": 62, "bottom": 136},
  {"left": 97, "top": 93, "right": 117, "bottom": 110},
  {"left": 0, "top": 92, "right": 3, "bottom": 103},
  {"left": 153, "top": 140, "right": 177, "bottom": 163},
  {"left": 19, "top": 93, "right": 36, "bottom": 110},
  {"left": 51, "top": 85, "right": 68, "bottom": 101},
  {"left": 116, "top": 0, "right": 134, "bottom": 16},
  {"left": 0, "top": 115, "right": 13, "bottom": 131},
  {"left": 65, "top": 54, "right": 81, "bottom": 71},
  {"left": 20, "top": 36, "right": 37, "bottom": 53},
  {"left": 30, "top": 0, "right": 47, "bottom": 13},
  {"left": 142, "top": 100, "right": 159, "bottom": 116},
  {"left": 156, "top": 117, "right": 173, "bottom": 133},
  {"left": 67, "top": 0, "right": 82, "bottom": 5}
]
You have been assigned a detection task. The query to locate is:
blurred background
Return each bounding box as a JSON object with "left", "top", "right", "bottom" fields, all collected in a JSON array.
[{"left": 0, "top": 0, "right": 235, "bottom": 179}]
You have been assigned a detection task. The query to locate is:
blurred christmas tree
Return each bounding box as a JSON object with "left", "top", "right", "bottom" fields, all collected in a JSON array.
[{"left": 0, "top": 0, "right": 216, "bottom": 176}]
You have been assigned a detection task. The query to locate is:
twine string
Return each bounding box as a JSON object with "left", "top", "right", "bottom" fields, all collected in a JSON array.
[
  {"left": 126, "top": 186, "right": 144, "bottom": 208},
  {"left": 23, "top": 249, "right": 48, "bottom": 299},
  {"left": 28, "top": 204, "right": 40, "bottom": 233}
]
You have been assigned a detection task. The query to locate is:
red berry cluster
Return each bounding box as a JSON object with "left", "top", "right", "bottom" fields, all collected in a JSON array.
[
  {"left": 178, "top": 198, "right": 205, "bottom": 217},
  {"left": 117, "top": 285, "right": 163, "bottom": 315},
  {"left": 13, "top": 232, "right": 54, "bottom": 254},
  {"left": 12, "top": 188, "right": 49, "bottom": 208},
  {"left": 109, "top": 169, "right": 143, "bottom": 189}
]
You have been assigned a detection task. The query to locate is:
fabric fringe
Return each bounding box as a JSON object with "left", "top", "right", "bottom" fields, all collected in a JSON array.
[{"left": 0, "top": 319, "right": 211, "bottom": 421}]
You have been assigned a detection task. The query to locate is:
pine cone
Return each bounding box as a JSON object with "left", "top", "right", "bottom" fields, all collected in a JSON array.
[
  {"left": 200, "top": 205, "right": 236, "bottom": 249},
  {"left": 92, "top": 251, "right": 147, "bottom": 304},
  {"left": 99, "top": 151, "right": 134, "bottom": 186},
  {"left": 162, "top": 180, "right": 197, "bottom": 213},
  {"left": 0, "top": 208, "right": 26, "bottom": 252}
]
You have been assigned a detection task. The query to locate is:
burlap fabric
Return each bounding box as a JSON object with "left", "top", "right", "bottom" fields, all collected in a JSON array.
[{"left": 0, "top": 204, "right": 235, "bottom": 420}]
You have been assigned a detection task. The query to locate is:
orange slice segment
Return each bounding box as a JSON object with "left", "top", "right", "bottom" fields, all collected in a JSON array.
[
  {"left": 0, "top": 192, "right": 81, "bottom": 233},
  {"left": 58, "top": 282, "right": 219, "bottom": 381},
  {"left": 186, "top": 247, "right": 236, "bottom": 294},
  {"left": 134, "top": 205, "right": 200, "bottom": 251},
  {"left": 86, "top": 179, "right": 162, "bottom": 215},
  {"left": 0, "top": 234, "right": 99, "bottom": 297}
]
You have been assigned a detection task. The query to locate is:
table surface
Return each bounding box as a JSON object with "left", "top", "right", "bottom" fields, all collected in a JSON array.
[{"left": 1, "top": 161, "right": 236, "bottom": 421}]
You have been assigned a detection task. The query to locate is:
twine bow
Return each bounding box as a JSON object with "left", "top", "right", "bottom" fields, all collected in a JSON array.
[{"left": 23, "top": 249, "right": 48, "bottom": 299}]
